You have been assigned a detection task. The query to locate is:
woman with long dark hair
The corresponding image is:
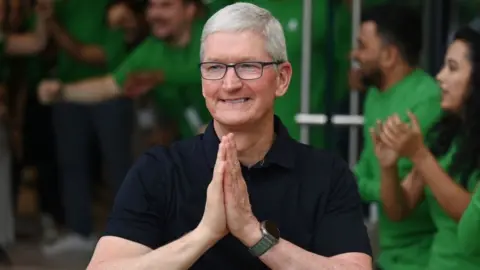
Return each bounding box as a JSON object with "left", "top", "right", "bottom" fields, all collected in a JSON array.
[{"left": 371, "top": 25, "right": 480, "bottom": 269}]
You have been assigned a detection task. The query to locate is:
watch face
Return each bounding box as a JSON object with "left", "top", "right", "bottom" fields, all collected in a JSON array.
[{"left": 263, "top": 220, "right": 280, "bottom": 239}]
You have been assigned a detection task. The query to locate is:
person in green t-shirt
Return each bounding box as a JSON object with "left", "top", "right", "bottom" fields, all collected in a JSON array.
[
  {"left": 372, "top": 26, "right": 480, "bottom": 270},
  {"left": 38, "top": 0, "right": 215, "bottom": 140},
  {"left": 351, "top": 4, "right": 440, "bottom": 270},
  {"left": 37, "top": 0, "right": 149, "bottom": 256}
]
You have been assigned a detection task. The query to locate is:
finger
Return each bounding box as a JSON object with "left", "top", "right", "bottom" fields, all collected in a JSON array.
[
  {"left": 369, "top": 127, "right": 379, "bottom": 145},
  {"left": 228, "top": 134, "right": 240, "bottom": 171},
  {"left": 212, "top": 142, "right": 226, "bottom": 190},
  {"left": 378, "top": 121, "right": 399, "bottom": 149},
  {"left": 391, "top": 114, "right": 401, "bottom": 126},
  {"left": 217, "top": 138, "right": 226, "bottom": 162},
  {"left": 407, "top": 111, "right": 420, "bottom": 131},
  {"left": 225, "top": 135, "right": 238, "bottom": 185},
  {"left": 382, "top": 121, "right": 401, "bottom": 144},
  {"left": 375, "top": 120, "right": 383, "bottom": 136}
]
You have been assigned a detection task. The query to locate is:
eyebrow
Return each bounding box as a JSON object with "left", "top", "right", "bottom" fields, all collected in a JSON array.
[
  {"left": 203, "top": 56, "right": 265, "bottom": 63},
  {"left": 447, "top": 58, "right": 459, "bottom": 67}
]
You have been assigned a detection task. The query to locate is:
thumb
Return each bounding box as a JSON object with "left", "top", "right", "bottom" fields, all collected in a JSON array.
[{"left": 407, "top": 111, "right": 420, "bottom": 131}]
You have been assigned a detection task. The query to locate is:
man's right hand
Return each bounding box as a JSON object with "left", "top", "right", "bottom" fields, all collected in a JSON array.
[
  {"left": 198, "top": 136, "right": 229, "bottom": 241},
  {"left": 124, "top": 71, "right": 163, "bottom": 98},
  {"left": 38, "top": 80, "right": 62, "bottom": 104}
]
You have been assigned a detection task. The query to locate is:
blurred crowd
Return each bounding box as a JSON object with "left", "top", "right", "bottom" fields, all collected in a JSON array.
[{"left": 0, "top": 0, "right": 479, "bottom": 269}]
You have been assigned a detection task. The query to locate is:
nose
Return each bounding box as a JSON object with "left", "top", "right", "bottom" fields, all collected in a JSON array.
[
  {"left": 436, "top": 66, "right": 446, "bottom": 83},
  {"left": 222, "top": 67, "right": 242, "bottom": 92}
]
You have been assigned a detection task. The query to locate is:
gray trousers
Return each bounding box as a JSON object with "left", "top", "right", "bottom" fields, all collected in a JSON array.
[
  {"left": 52, "top": 98, "right": 133, "bottom": 237},
  {"left": 0, "top": 123, "right": 14, "bottom": 246}
]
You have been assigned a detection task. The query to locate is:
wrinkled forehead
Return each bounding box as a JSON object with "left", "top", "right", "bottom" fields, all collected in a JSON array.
[{"left": 202, "top": 31, "right": 271, "bottom": 62}]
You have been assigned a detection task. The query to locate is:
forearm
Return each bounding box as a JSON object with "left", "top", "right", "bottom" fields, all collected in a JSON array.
[
  {"left": 259, "top": 239, "right": 369, "bottom": 270},
  {"left": 4, "top": 16, "right": 47, "bottom": 55},
  {"left": 62, "top": 76, "right": 121, "bottom": 103},
  {"left": 47, "top": 19, "right": 105, "bottom": 65},
  {"left": 380, "top": 166, "right": 410, "bottom": 221},
  {"left": 90, "top": 228, "right": 217, "bottom": 270},
  {"left": 412, "top": 148, "right": 471, "bottom": 221}
]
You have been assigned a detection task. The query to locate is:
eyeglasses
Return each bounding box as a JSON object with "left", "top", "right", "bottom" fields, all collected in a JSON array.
[{"left": 199, "top": 61, "right": 284, "bottom": 80}]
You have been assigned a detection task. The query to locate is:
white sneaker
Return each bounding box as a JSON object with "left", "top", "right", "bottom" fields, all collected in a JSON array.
[
  {"left": 41, "top": 214, "right": 59, "bottom": 243},
  {"left": 42, "top": 233, "right": 97, "bottom": 256}
]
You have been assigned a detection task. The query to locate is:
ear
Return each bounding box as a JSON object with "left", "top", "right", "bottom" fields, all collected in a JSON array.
[
  {"left": 275, "top": 62, "right": 293, "bottom": 98},
  {"left": 379, "top": 45, "right": 398, "bottom": 69}
]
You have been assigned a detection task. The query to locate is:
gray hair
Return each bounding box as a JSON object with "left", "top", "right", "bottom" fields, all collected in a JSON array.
[{"left": 200, "top": 2, "right": 288, "bottom": 62}]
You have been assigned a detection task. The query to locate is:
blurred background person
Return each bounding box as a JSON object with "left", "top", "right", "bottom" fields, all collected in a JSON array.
[
  {"left": 0, "top": 0, "right": 50, "bottom": 265},
  {"left": 375, "top": 24, "right": 480, "bottom": 270},
  {"left": 38, "top": 0, "right": 211, "bottom": 145},
  {"left": 352, "top": 4, "right": 441, "bottom": 270},
  {"left": 38, "top": 0, "right": 141, "bottom": 255}
]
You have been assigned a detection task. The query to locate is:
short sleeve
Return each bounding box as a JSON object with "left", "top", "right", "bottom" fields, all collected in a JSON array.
[
  {"left": 104, "top": 149, "right": 172, "bottom": 249},
  {"left": 313, "top": 156, "right": 372, "bottom": 257},
  {"left": 112, "top": 38, "right": 156, "bottom": 88}
]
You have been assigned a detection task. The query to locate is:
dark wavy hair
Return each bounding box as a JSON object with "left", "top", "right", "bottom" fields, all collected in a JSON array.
[{"left": 426, "top": 26, "right": 480, "bottom": 187}]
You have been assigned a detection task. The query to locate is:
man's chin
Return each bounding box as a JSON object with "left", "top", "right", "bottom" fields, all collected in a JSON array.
[{"left": 214, "top": 113, "right": 253, "bottom": 127}]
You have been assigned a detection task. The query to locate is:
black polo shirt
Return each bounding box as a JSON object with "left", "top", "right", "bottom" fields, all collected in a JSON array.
[{"left": 105, "top": 116, "right": 372, "bottom": 269}]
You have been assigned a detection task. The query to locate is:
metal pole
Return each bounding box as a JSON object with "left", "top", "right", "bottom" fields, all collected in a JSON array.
[
  {"left": 300, "top": 0, "right": 312, "bottom": 144},
  {"left": 348, "top": 0, "right": 362, "bottom": 167},
  {"left": 324, "top": 0, "right": 335, "bottom": 150}
]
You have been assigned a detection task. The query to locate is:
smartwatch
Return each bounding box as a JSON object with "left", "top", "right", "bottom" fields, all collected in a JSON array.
[{"left": 248, "top": 220, "right": 280, "bottom": 257}]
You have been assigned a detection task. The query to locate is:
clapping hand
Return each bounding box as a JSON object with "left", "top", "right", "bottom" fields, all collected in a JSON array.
[
  {"left": 378, "top": 111, "right": 425, "bottom": 159},
  {"left": 370, "top": 118, "right": 399, "bottom": 168}
]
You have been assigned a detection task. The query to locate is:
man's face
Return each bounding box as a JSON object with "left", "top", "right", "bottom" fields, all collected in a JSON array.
[
  {"left": 146, "top": 0, "right": 193, "bottom": 39},
  {"left": 350, "top": 21, "right": 384, "bottom": 88},
  {"left": 201, "top": 31, "right": 292, "bottom": 127},
  {"left": 107, "top": 3, "right": 138, "bottom": 32}
]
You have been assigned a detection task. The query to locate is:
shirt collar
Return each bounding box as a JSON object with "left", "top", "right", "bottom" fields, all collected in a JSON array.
[{"left": 202, "top": 115, "right": 297, "bottom": 169}]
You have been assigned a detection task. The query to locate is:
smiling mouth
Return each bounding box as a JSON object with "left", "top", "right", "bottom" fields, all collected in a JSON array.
[{"left": 220, "top": 98, "right": 251, "bottom": 104}]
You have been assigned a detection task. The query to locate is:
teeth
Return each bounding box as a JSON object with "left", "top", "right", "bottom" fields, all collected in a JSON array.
[{"left": 225, "top": 98, "right": 247, "bottom": 104}]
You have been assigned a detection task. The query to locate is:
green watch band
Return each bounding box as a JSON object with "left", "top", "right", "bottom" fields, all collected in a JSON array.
[{"left": 248, "top": 221, "right": 280, "bottom": 257}]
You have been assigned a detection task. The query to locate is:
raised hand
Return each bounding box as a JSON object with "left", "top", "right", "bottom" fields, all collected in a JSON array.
[
  {"left": 223, "top": 133, "right": 260, "bottom": 246},
  {"left": 198, "top": 136, "right": 229, "bottom": 241},
  {"left": 370, "top": 119, "right": 399, "bottom": 168}
]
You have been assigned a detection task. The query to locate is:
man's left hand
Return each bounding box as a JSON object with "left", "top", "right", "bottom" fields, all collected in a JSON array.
[{"left": 223, "top": 133, "right": 262, "bottom": 247}]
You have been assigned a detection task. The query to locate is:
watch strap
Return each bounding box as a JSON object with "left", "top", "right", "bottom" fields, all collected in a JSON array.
[{"left": 248, "top": 233, "right": 279, "bottom": 257}]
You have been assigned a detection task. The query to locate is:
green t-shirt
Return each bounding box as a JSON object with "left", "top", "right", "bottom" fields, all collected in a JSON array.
[
  {"left": 354, "top": 69, "right": 442, "bottom": 270},
  {"left": 55, "top": 0, "right": 113, "bottom": 82},
  {"left": 458, "top": 184, "right": 480, "bottom": 255},
  {"left": 426, "top": 144, "right": 480, "bottom": 270},
  {"left": 113, "top": 20, "right": 209, "bottom": 138}
]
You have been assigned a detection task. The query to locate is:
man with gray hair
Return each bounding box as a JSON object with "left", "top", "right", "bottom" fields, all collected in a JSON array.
[{"left": 87, "top": 3, "right": 372, "bottom": 269}]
